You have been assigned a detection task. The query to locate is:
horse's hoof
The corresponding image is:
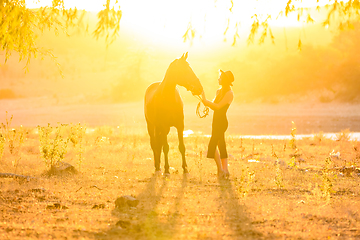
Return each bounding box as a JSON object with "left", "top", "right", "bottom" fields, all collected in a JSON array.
[{"left": 154, "top": 170, "right": 162, "bottom": 176}]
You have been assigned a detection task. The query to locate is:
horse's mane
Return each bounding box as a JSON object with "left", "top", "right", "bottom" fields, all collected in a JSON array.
[
  {"left": 163, "top": 58, "right": 190, "bottom": 82},
  {"left": 163, "top": 59, "right": 178, "bottom": 81}
]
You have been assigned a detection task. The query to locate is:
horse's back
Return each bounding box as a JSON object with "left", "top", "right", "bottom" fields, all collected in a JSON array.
[
  {"left": 145, "top": 82, "right": 161, "bottom": 103},
  {"left": 144, "top": 82, "right": 161, "bottom": 122},
  {"left": 144, "top": 81, "right": 184, "bottom": 128}
]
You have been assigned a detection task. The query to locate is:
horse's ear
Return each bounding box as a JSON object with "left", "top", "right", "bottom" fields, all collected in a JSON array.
[{"left": 180, "top": 52, "right": 188, "bottom": 61}]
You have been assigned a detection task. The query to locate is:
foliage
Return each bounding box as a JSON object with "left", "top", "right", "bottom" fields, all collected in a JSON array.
[
  {"left": 2, "top": 118, "right": 93, "bottom": 173},
  {"left": 320, "top": 156, "right": 336, "bottom": 201},
  {"left": 289, "top": 121, "right": 297, "bottom": 149},
  {"left": 1, "top": 0, "right": 61, "bottom": 70},
  {"left": 38, "top": 123, "right": 69, "bottom": 169},
  {"left": 336, "top": 128, "right": 351, "bottom": 141},
  {"left": 272, "top": 149, "right": 284, "bottom": 189},
  {"left": 0, "top": 133, "right": 4, "bottom": 160},
  {"left": 3, "top": 0, "right": 360, "bottom": 69},
  {"left": 93, "top": 0, "right": 122, "bottom": 46},
  {"left": 237, "top": 166, "right": 256, "bottom": 197},
  {"left": 1, "top": 0, "right": 121, "bottom": 69},
  {"left": 288, "top": 156, "right": 297, "bottom": 168},
  {"left": 180, "top": 1, "right": 360, "bottom": 48},
  {"left": 313, "top": 131, "right": 324, "bottom": 144},
  {"left": 0, "top": 112, "right": 27, "bottom": 172},
  {"left": 244, "top": 0, "right": 360, "bottom": 48},
  {"left": 69, "top": 123, "right": 86, "bottom": 171},
  {"left": 274, "top": 158, "right": 284, "bottom": 189}
]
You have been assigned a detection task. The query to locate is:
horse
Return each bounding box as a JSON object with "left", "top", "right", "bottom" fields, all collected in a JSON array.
[{"left": 144, "top": 52, "right": 203, "bottom": 174}]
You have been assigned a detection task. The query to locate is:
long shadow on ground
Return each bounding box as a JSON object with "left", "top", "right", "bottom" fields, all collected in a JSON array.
[
  {"left": 93, "top": 173, "right": 188, "bottom": 239},
  {"left": 217, "top": 178, "right": 275, "bottom": 239}
]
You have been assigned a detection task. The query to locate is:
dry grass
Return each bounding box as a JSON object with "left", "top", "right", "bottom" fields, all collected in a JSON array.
[{"left": 0, "top": 123, "right": 359, "bottom": 240}]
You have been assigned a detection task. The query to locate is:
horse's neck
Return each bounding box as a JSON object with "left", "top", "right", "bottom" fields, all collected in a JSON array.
[{"left": 158, "top": 75, "right": 177, "bottom": 98}]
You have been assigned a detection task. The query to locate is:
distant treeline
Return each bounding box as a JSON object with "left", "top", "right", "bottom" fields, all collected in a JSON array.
[{"left": 226, "top": 24, "right": 360, "bottom": 103}]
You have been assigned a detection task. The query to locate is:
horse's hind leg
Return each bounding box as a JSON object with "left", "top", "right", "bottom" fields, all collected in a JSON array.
[
  {"left": 177, "top": 128, "right": 188, "bottom": 174},
  {"left": 153, "top": 139, "right": 162, "bottom": 172},
  {"left": 162, "top": 129, "right": 170, "bottom": 175},
  {"left": 147, "top": 123, "right": 161, "bottom": 172}
]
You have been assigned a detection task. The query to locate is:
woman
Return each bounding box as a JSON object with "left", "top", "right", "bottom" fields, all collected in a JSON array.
[{"left": 201, "top": 70, "right": 234, "bottom": 178}]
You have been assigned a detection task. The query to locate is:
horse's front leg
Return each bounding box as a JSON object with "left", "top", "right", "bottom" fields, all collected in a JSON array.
[
  {"left": 177, "top": 127, "right": 188, "bottom": 174},
  {"left": 161, "top": 128, "right": 170, "bottom": 175},
  {"left": 163, "top": 134, "right": 170, "bottom": 175}
]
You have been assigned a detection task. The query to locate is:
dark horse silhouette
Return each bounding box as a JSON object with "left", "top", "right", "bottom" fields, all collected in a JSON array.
[{"left": 144, "top": 53, "right": 203, "bottom": 174}]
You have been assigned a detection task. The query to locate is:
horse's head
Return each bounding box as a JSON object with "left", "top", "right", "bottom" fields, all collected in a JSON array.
[{"left": 169, "top": 52, "right": 203, "bottom": 96}]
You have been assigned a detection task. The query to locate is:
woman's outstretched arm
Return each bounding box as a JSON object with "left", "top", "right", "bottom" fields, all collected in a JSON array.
[{"left": 201, "top": 90, "right": 233, "bottom": 111}]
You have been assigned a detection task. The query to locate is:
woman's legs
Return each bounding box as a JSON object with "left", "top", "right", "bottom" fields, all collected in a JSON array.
[
  {"left": 214, "top": 148, "right": 225, "bottom": 177},
  {"left": 221, "top": 158, "right": 229, "bottom": 177},
  {"left": 221, "top": 159, "right": 228, "bottom": 172},
  {"left": 218, "top": 132, "right": 229, "bottom": 177},
  {"left": 207, "top": 135, "right": 218, "bottom": 158},
  {"left": 208, "top": 128, "right": 229, "bottom": 178}
]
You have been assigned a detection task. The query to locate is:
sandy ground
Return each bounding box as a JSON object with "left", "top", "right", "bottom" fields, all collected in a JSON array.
[
  {"left": 0, "top": 127, "right": 359, "bottom": 240},
  {"left": 1, "top": 97, "right": 360, "bottom": 135},
  {"left": 1, "top": 97, "right": 360, "bottom": 239}
]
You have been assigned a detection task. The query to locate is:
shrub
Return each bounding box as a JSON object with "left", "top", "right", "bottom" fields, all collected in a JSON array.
[
  {"left": 336, "top": 129, "right": 351, "bottom": 141},
  {"left": 38, "top": 123, "right": 69, "bottom": 169}
]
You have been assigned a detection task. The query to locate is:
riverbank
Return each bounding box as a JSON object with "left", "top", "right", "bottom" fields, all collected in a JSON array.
[{"left": 1, "top": 98, "right": 360, "bottom": 136}]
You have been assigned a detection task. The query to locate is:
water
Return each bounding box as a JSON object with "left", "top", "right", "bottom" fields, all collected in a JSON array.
[
  {"left": 237, "top": 132, "right": 360, "bottom": 141},
  {"left": 184, "top": 129, "right": 360, "bottom": 141},
  {"left": 83, "top": 127, "right": 360, "bottom": 141}
]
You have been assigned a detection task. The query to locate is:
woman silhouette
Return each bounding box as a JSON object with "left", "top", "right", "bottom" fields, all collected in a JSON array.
[{"left": 201, "top": 70, "right": 234, "bottom": 178}]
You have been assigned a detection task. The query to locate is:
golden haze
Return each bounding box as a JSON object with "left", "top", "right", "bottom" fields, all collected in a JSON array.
[{"left": 1, "top": 2, "right": 359, "bottom": 103}]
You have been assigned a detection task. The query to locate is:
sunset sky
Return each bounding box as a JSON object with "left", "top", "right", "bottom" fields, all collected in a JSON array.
[
  {"left": 2, "top": 0, "right": 354, "bottom": 104},
  {"left": 24, "top": 0, "right": 335, "bottom": 52}
]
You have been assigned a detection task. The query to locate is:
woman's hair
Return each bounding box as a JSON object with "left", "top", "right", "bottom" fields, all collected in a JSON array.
[{"left": 220, "top": 70, "right": 234, "bottom": 86}]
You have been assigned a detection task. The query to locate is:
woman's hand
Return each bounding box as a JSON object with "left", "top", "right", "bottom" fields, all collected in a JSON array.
[
  {"left": 201, "top": 91, "right": 209, "bottom": 107},
  {"left": 201, "top": 91, "right": 206, "bottom": 102}
]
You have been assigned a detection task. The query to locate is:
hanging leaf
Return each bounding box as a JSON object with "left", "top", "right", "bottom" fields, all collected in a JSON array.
[
  {"left": 307, "top": 14, "right": 314, "bottom": 24},
  {"left": 182, "top": 22, "right": 196, "bottom": 44},
  {"left": 269, "top": 28, "right": 275, "bottom": 44},
  {"left": 247, "top": 14, "right": 259, "bottom": 45},
  {"left": 232, "top": 23, "right": 240, "bottom": 46}
]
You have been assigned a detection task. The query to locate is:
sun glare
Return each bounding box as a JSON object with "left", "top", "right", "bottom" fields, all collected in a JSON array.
[{"left": 25, "top": 0, "right": 334, "bottom": 50}]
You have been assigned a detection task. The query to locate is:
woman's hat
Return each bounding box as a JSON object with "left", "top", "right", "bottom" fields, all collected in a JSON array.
[{"left": 220, "top": 70, "right": 234, "bottom": 86}]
